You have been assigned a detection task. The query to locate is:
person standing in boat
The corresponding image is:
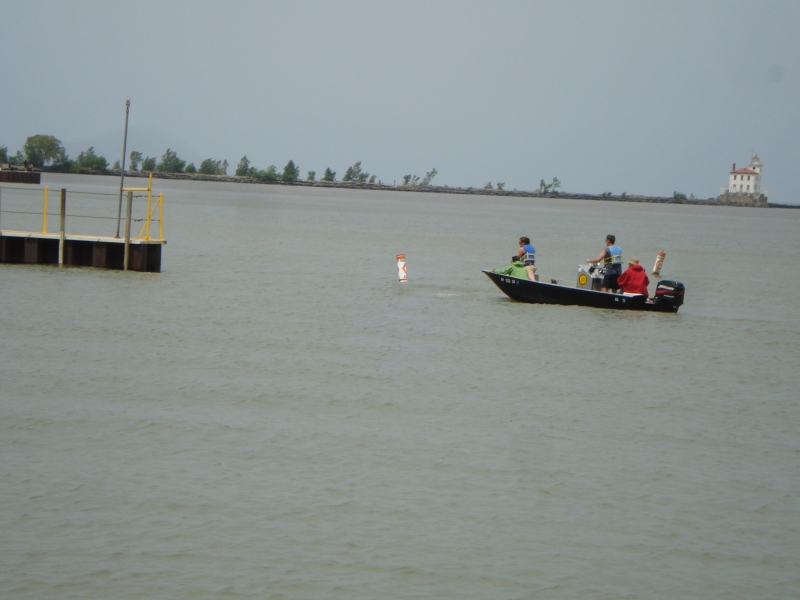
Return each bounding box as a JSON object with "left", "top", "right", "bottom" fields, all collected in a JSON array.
[
  {"left": 617, "top": 257, "right": 650, "bottom": 296},
  {"left": 587, "top": 234, "right": 623, "bottom": 292},
  {"left": 517, "top": 236, "right": 537, "bottom": 281}
]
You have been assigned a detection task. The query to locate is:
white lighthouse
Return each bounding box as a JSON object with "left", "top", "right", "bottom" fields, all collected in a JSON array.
[{"left": 727, "top": 155, "right": 763, "bottom": 196}]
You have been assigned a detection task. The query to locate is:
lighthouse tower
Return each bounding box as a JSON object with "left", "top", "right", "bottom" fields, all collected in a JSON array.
[{"left": 749, "top": 154, "right": 763, "bottom": 176}]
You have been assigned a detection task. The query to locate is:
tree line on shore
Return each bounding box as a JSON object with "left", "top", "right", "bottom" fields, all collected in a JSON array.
[
  {"left": 2, "top": 133, "right": 567, "bottom": 193},
  {"left": 0, "top": 134, "right": 446, "bottom": 187}
]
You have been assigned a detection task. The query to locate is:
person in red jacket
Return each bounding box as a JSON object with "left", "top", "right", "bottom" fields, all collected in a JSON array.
[{"left": 617, "top": 257, "right": 650, "bottom": 296}]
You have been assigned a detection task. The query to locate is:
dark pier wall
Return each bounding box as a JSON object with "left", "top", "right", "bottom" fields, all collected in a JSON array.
[
  {"left": 0, "top": 171, "right": 41, "bottom": 184},
  {"left": 0, "top": 236, "right": 162, "bottom": 272}
]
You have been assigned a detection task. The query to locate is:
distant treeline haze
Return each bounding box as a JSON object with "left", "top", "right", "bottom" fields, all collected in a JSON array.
[{"left": 3, "top": 134, "right": 566, "bottom": 192}]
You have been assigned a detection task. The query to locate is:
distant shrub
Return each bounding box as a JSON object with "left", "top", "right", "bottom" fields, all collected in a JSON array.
[{"left": 74, "top": 147, "right": 108, "bottom": 171}]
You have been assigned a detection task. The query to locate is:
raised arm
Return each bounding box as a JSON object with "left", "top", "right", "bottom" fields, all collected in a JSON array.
[{"left": 587, "top": 248, "right": 607, "bottom": 264}]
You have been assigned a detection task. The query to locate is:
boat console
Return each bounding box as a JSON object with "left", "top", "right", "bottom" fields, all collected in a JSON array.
[{"left": 577, "top": 263, "right": 604, "bottom": 291}]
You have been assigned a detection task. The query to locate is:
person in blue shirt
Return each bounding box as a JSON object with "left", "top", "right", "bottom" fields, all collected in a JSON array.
[
  {"left": 516, "top": 236, "right": 537, "bottom": 281},
  {"left": 587, "top": 234, "right": 623, "bottom": 292}
]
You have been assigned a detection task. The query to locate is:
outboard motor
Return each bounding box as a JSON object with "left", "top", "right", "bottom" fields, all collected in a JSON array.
[{"left": 652, "top": 280, "right": 685, "bottom": 312}]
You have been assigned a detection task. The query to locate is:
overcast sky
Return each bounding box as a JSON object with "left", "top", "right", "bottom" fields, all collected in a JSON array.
[{"left": 2, "top": 1, "right": 798, "bottom": 202}]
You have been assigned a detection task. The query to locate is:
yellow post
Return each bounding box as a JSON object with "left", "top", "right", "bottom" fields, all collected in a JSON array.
[
  {"left": 41, "top": 187, "right": 49, "bottom": 234},
  {"left": 158, "top": 193, "right": 164, "bottom": 241},
  {"left": 145, "top": 173, "right": 153, "bottom": 240}
]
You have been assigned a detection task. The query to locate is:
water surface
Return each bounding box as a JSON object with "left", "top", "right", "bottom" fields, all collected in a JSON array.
[{"left": 1, "top": 175, "right": 798, "bottom": 598}]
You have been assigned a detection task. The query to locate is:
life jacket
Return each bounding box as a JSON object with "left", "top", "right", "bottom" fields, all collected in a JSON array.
[
  {"left": 604, "top": 245, "right": 623, "bottom": 267},
  {"left": 521, "top": 244, "right": 536, "bottom": 265}
]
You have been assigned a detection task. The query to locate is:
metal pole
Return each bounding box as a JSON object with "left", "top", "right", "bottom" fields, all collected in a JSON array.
[
  {"left": 115, "top": 98, "right": 131, "bottom": 238},
  {"left": 0, "top": 187, "right": 3, "bottom": 232},
  {"left": 123, "top": 191, "right": 133, "bottom": 270},
  {"left": 158, "top": 193, "right": 163, "bottom": 241},
  {"left": 59, "top": 188, "right": 66, "bottom": 266},
  {"left": 42, "top": 186, "right": 49, "bottom": 234}
]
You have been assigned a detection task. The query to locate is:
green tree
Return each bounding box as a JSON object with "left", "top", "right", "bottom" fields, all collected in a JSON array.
[
  {"left": 113, "top": 160, "right": 121, "bottom": 169},
  {"left": 484, "top": 182, "right": 493, "bottom": 190},
  {"left": 75, "top": 147, "right": 109, "bottom": 171},
  {"left": 369, "top": 175, "right": 376, "bottom": 183},
  {"left": 199, "top": 159, "right": 222, "bottom": 174},
  {"left": 421, "top": 168, "right": 438, "bottom": 186},
  {"left": 539, "top": 177, "right": 561, "bottom": 193},
  {"left": 0, "top": 146, "right": 8, "bottom": 163},
  {"left": 403, "top": 174, "right": 412, "bottom": 185},
  {"left": 307, "top": 171, "right": 316, "bottom": 181},
  {"left": 141, "top": 156, "right": 156, "bottom": 171},
  {"left": 185, "top": 163, "right": 197, "bottom": 173},
  {"left": 23, "top": 134, "right": 66, "bottom": 167},
  {"left": 51, "top": 151, "right": 72, "bottom": 171},
  {"left": 322, "top": 168, "right": 336, "bottom": 181},
  {"left": 236, "top": 156, "right": 250, "bottom": 176},
  {"left": 129, "top": 151, "right": 143, "bottom": 171},
  {"left": 343, "top": 161, "right": 367, "bottom": 182},
  {"left": 248, "top": 165, "right": 279, "bottom": 181},
  {"left": 673, "top": 191, "right": 687, "bottom": 200},
  {"left": 157, "top": 149, "right": 186, "bottom": 173},
  {"left": 219, "top": 159, "right": 228, "bottom": 175},
  {"left": 282, "top": 160, "right": 300, "bottom": 182},
  {"left": 496, "top": 182, "right": 505, "bottom": 190}
]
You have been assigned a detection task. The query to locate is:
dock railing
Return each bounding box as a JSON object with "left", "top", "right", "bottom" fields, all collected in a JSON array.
[{"left": 0, "top": 174, "right": 165, "bottom": 271}]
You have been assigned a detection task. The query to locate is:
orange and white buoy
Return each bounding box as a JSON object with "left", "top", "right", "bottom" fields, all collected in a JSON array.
[
  {"left": 396, "top": 253, "right": 407, "bottom": 282},
  {"left": 652, "top": 250, "right": 666, "bottom": 276}
]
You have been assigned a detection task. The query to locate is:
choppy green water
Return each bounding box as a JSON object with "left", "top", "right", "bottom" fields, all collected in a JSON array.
[{"left": 2, "top": 174, "right": 799, "bottom": 599}]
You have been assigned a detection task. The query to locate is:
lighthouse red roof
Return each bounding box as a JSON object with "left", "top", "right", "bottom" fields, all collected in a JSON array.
[{"left": 731, "top": 167, "right": 758, "bottom": 175}]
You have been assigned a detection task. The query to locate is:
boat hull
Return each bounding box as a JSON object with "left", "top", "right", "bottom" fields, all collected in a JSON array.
[{"left": 483, "top": 270, "right": 680, "bottom": 312}]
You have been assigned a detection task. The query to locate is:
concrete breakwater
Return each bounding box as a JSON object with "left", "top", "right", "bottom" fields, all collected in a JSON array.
[{"left": 37, "top": 167, "right": 797, "bottom": 208}]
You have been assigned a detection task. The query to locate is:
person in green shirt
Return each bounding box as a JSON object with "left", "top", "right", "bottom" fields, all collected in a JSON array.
[{"left": 493, "top": 256, "right": 530, "bottom": 279}]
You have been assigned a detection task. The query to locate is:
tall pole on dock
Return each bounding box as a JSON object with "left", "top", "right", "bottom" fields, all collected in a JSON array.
[
  {"left": 59, "top": 189, "right": 66, "bottom": 266},
  {"left": 115, "top": 98, "right": 131, "bottom": 238},
  {"left": 123, "top": 191, "right": 133, "bottom": 271}
]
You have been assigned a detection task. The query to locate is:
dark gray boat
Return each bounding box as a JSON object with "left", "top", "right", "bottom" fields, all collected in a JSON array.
[{"left": 483, "top": 264, "right": 685, "bottom": 312}]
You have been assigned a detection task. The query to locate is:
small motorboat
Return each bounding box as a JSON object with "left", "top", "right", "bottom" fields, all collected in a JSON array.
[{"left": 483, "top": 263, "right": 685, "bottom": 312}]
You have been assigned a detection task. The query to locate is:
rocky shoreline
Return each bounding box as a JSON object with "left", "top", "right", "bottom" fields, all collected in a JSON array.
[{"left": 39, "top": 168, "right": 798, "bottom": 208}]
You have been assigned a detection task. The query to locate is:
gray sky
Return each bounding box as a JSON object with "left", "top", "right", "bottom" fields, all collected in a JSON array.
[{"left": 2, "top": 1, "right": 798, "bottom": 202}]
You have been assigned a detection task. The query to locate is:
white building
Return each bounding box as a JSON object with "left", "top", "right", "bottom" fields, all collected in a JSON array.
[{"left": 726, "top": 155, "right": 763, "bottom": 195}]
